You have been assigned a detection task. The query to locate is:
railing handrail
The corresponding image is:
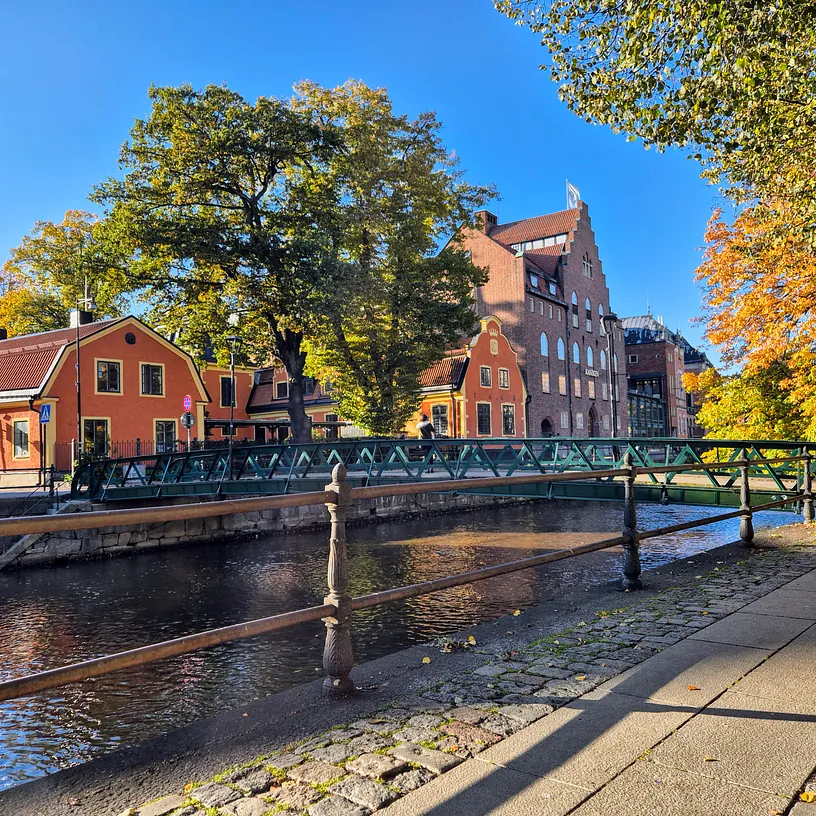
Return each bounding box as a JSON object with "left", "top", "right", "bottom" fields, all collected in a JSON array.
[
  {"left": 0, "top": 449, "right": 811, "bottom": 705},
  {"left": 2, "top": 454, "right": 806, "bottom": 539}
]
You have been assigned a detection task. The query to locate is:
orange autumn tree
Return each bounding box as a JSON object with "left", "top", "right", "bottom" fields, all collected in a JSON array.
[{"left": 692, "top": 203, "right": 816, "bottom": 440}]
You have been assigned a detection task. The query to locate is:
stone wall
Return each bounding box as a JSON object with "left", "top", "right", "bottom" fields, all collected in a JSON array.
[{"left": 9, "top": 491, "right": 543, "bottom": 569}]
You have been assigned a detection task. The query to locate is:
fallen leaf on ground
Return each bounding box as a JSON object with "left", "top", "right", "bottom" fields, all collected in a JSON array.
[
  {"left": 422, "top": 657, "right": 431, "bottom": 664},
  {"left": 704, "top": 756, "right": 718, "bottom": 762},
  {"left": 688, "top": 685, "right": 701, "bottom": 691},
  {"left": 702, "top": 611, "right": 709, "bottom": 615},
  {"left": 467, "top": 635, "right": 477, "bottom": 645},
  {"left": 575, "top": 675, "right": 586, "bottom": 681},
  {"left": 800, "top": 791, "right": 816, "bottom": 803},
  {"left": 513, "top": 609, "right": 521, "bottom": 616}
]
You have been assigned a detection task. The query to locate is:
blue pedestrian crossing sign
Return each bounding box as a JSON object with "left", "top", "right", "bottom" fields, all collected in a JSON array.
[{"left": 39, "top": 404, "right": 51, "bottom": 424}]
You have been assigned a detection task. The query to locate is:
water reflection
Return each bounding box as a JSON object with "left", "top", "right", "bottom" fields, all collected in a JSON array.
[{"left": 0, "top": 500, "right": 794, "bottom": 789}]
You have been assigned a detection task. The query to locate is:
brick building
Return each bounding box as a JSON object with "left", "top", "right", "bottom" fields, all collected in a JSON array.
[
  {"left": 621, "top": 314, "right": 690, "bottom": 438},
  {"left": 678, "top": 337, "right": 713, "bottom": 438},
  {"left": 460, "top": 202, "right": 627, "bottom": 437}
]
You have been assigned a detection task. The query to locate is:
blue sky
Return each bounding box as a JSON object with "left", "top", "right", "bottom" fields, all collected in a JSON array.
[{"left": 0, "top": 0, "right": 723, "bottom": 358}]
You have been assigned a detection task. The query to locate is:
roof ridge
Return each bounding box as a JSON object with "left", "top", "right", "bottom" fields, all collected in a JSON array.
[{"left": 493, "top": 207, "right": 579, "bottom": 232}]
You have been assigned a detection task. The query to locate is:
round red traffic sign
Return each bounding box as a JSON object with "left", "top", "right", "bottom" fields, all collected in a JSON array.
[{"left": 183, "top": 394, "right": 192, "bottom": 411}]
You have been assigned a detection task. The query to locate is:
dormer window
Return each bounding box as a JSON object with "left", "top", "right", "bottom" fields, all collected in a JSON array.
[
  {"left": 530, "top": 273, "right": 539, "bottom": 288},
  {"left": 549, "top": 281, "right": 557, "bottom": 295}
]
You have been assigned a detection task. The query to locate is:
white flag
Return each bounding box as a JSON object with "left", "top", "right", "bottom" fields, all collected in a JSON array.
[{"left": 566, "top": 181, "right": 580, "bottom": 209}]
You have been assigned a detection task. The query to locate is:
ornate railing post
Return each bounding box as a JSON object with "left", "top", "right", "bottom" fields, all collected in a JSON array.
[
  {"left": 739, "top": 448, "right": 754, "bottom": 547},
  {"left": 802, "top": 447, "right": 814, "bottom": 523},
  {"left": 621, "top": 451, "right": 642, "bottom": 590},
  {"left": 322, "top": 463, "right": 355, "bottom": 698}
]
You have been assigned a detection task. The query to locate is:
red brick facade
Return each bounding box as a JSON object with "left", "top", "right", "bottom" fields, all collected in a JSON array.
[{"left": 461, "top": 203, "right": 627, "bottom": 437}]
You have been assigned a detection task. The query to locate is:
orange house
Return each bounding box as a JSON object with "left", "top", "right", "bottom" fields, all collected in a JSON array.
[
  {"left": 411, "top": 316, "right": 528, "bottom": 438},
  {"left": 0, "top": 316, "right": 209, "bottom": 479}
]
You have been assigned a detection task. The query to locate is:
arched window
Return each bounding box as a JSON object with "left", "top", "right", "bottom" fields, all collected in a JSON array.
[
  {"left": 582, "top": 252, "right": 593, "bottom": 279},
  {"left": 613, "top": 353, "right": 618, "bottom": 372},
  {"left": 572, "top": 342, "right": 580, "bottom": 364},
  {"left": 571, "top": 291, "right": 579, "bottom": 328},
  {"left": 585, "top": 297, "right": 592, "bottom": 332},
  {"left": 557, "top": 338, "right": 565, "bottom": 360},
  {"left": 586, "top": 346, "right": 593, "bottom": 367},
  {"left": 600, "top": 349, "right": 607, "bottom": 370},
  {"left": 599, "top": 304, "right": 606, "bottom": 336},
  {"left": 540, "top": 332, "right": 549, "bottom": 357}
]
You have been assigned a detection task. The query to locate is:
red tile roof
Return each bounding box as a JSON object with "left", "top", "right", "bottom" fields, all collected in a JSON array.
[
  {"left": 0, "top": 318, "right": 123, "bottom": 394},
  {"left": 525, "top": 249, "right": 562, "bottom": 276},
  {"left": 419, "top": 353, "right": 467, "bottom": 389},
  {"left": 490, "top": 209, "right": 579, "bottom": 247}
]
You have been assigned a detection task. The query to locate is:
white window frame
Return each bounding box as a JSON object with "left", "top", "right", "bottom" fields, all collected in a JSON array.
[
  {"left": 479, "top": 366, "right": 492, "bottom": 387},
  {"left": 498, "top": 367, "right": 510, "bottom": 389}
]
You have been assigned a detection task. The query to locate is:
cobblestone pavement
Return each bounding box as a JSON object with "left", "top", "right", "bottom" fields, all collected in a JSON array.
[{"left": 123, "top": 533, "right": 816, "bottom": 816}]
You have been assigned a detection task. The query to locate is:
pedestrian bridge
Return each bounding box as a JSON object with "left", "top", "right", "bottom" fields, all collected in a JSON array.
[{"left": 71, "top": 437, "right": 811, "bottom": 510}]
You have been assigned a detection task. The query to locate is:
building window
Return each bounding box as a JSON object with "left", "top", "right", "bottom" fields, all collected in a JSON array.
[
  {"left": 603, "top": 414, "right": 610, "bottom": 430},
  {"left": 220, "top": 376, "right": 235, "bottom": 408},
  {"left": 576, "top": 412, "right": 584, "bottom": 430},
  {"left": 588, "top": 379, "right": 596, "bottom": 399},
  {"left": 557, "top": 338, "right": 566, "bottom": 360},
  {"left": 324, "top": 413, "right": 339, "bottom": 441},
  {"left": 530, "top": 274, "right": 539, "bottom": 289},
  {"left": 669, "top": 374, "right": 675, "bottom": 392},
  {"left": 600, "top": 349, "right": 607, "bottom": 370},
  {"left": 549, "top": 282, "right": 557, "bottom": 295},
  {"left": 13, "top": 420, "right": 29, "bottom": 458},
  {"left": 628, "top": 354, "right": 638, "bottom": 364},
  {"left": 303, "top": 377, "right": 316, "bottom": 396},
  {"left": 498, "top": 367, "right": 510, "bottom": 389},
  {"left": 276, "top": 380, "right": 289, "bottom": 400},
  {"left": 560, "top": 411, "right": 569, "bottom": 429},
  {"left": 480, "top": 366, "right": 492, "bottom": 387},
  {"left": 571, "top": 292, "right": 579, "bottom": 327},
  {"left": 97, "top": 361, "right": 120, "bottom": 393},
  {"left": 558, "top": 375, "right": 567, "bottom": 395},
  {"left": 156, "top": 420, "right": 176, "bottom": 453},
  {"left": 141, "top": 364, "right": 163, "bottom": 396},
  {"left": 582, "top": 252, "right": 593, "bottom": 279},
  {"left": 83, "top": 419, "right": 108, "bottom": 457},
  {"left": 602, "top": 381, "right": 609, "bottom": 400},
  {"left": 502, "top": 404, "right": 515, "bottom": 435},
  {"left": 557, "top": 309, "right": 562, "bottom": 323},
  {"left": 477, "top": 403, "right": 491, "bottom": 435},
  {"left": 529, "top": 298, "right": 535, "bottom": 312},
  {"left": 542, "top": 371, "right": 551, "bottom": 393},
  {"left": 586, "top": 346, "right": 594, "bottom": 368},
  {"left": 668, "top": 351, "right": 674, "bottom": 362},
  {"left": 324, "top": 380, "right": 334, "bottom": 394},
  {"left": 599, "top": 304, "right": 606, "bottom": 335},
  {"left": 432, "top": 404, "right": 449, "bottom": 435},
  {"left": 574, "top": 378, "right": 582, "bottom": 398},
  {"left": 540, "top": 332, "right": 549, "bottom": 357},
  {"left": 572, "top": 342, "right": 580, "bottom": 364},
  {"left": 613, "top": 353, "right": 618, "bottom": 372},
  {"left": 585, "top": 298, "right": 592, "bottom": 332},
  {"left": 548, "top": 304, "right": 554, "bottom": 318},
  {"left": 539, "top": 301, "right": 544, "bottom": 315}
]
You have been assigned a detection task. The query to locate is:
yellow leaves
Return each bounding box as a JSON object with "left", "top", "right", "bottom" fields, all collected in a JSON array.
[
  {"left": 800, "top": 791, "right": 816, "bottom": 803},
  {"left": 422, "top": 656, "right": 431, "bottom": 664},
  {"left": 467, "top": 635, "right": 477, "bottom": 645},
  {"left": 703, "top": 756, "right": 718, "bottom": 762},
  {"left": 575, "top": 675, "right": 586, "bottom": 681},
  {"left": 183, "top": 783, "right": 194, "bottom": 793},
  {"left": 688, "top": 685, "right": 701, "bottom": 691},
  {"left": 513, "top": 609, "right": 522, "bottom": 616}
]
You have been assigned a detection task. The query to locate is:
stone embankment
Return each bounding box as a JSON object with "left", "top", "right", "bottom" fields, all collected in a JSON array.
[
  {"left": 38, "top": 524, "right": 814, "bottom": 816},
  {"left": 5, "top": 491, "right": 538, "bottom": 568}
]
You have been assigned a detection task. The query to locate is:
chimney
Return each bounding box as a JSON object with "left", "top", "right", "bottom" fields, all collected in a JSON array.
[
  {"left": 0, "top": 328, "right": 7, "bottom": 341},
  {"left": 474, "top": 209, "right": 498, "bottom": 235},
  {"left": 69, "top": 309, "right": 95, "bottom": 328}
]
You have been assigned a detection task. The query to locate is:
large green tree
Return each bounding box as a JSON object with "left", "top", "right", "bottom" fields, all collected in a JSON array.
[
  {"left": 94, "top": 84, "right": 342, "bottom": 442},
  {"left": 495, "top": 0, "right": 816, "bottom": 219},
  {"left": 295, "top": 80, "right": 493, "bottom": 435}
]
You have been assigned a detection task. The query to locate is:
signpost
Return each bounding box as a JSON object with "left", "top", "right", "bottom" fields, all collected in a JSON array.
[
  {"left": 183, "top": 394, "right": 192, "bottom": 412},
  {"left": 39, "top": 404, "right": 51, "bottom": 486},
  {"left": 181, "top": 409, "right": 194, "bottom": 450}
]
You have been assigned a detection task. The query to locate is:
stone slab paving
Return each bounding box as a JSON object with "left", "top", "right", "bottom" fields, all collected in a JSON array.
[{"left": 124, "top": 537, "right": 816, "bottom": 816}]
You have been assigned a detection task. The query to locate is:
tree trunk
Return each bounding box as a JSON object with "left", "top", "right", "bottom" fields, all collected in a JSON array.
[{"left": 274, "top": 328, "right": 312, "bottom": 444}]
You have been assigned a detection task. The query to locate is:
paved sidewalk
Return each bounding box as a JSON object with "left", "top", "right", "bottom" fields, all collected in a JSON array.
[
  {"left": 383, "top": 569, "right": 816, "bottom": 815},
  {"left": 108, "top": 529, "right": 816, "bottom": 816}
]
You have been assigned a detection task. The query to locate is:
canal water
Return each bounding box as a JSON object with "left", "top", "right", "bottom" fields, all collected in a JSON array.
[{"left": 0, "top": 500, "right": 795, "bottom": 790}]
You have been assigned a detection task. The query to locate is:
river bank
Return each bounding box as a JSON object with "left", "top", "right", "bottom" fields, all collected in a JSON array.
[{"left": 1, "top": 519, "right": 812, "bottom": 815}]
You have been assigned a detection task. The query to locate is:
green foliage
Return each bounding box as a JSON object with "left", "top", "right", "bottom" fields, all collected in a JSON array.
[
  {"left": 1, "top": 210, "right": 130, "bottom": 335},
  {"left": 495, "top": 0, "right": 816, "bottom": 219},
  {"left": 93, "top": 83, "right": 343, "bottom": 441},
  {"left": 295, "top": 80, "right": 493, "bottom": 435},
  {"left": 685, "top": 364, "right": 811, "bottom": 441}
]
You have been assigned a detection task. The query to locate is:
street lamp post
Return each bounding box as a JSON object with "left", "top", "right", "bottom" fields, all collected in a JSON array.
[
  {"left": 602, "top": 312, "right": 619, "bottom": 439},
  {"left": 74, "top": 280, "right": 97, "bottom": 470},
  {"left": 225, "top": 335, "right": 241, "bottom": 480}
]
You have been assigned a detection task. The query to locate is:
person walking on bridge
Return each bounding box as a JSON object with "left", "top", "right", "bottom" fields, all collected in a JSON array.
[{"left": 416, "top": 413, "right": 436, "bottom": 473}]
